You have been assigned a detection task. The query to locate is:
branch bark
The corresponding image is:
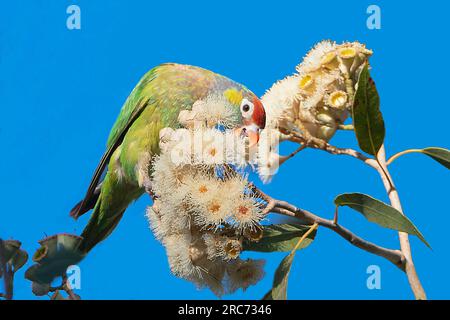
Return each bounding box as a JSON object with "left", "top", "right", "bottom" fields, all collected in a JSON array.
[
  {"left": 252, "top": 185, "right": 406, "bottom": 271},
  {"left": 285, "top": 132, "right": 427, "bottom": 299},
  {"left": 49, "top": 275, "right": 81, "bottom": 300},
  {"left": 376, "top": 145, "right": 426, "bottom": 300}
]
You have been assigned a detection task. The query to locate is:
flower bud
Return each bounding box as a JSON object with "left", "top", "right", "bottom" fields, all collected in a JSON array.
[
  {"left": 244, "top": 226, "right": 264, "bottom": 242},
  {"left": 224, "top": 239, "right": 242, "bottom": 260},
  {"left": 189, "top": 245, "right": 206, "bottom": 264}
]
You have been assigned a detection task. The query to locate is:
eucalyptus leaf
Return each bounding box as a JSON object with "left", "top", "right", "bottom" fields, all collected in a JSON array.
[
  {"left": 334, "top": 193, "right": 430, "bottom": 248},
  {"left": 270, "top": 248, "right": 298, "bottom": 300},
  {"left": 391, "top": 147, "right": 450, "bottom": 169},
  {"left": 352, "top": 64, "right": 385, "bottom": 155},
  {"left": 243, "top": 224, "right": 317, "bottom": 252},
  {"left": 421, "top": 147, "right": 450, "bottom": 169},
  {"left": 262, "top": 289, "right": 273, "bottom": 300},
  {"left": 266, "top": 225, "right": 318, "bottom": 300}
]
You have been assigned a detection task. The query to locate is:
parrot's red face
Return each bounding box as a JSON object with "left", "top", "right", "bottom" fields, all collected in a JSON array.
[{"left": 235, "top": 96, "right": 266, "bottom": 147}]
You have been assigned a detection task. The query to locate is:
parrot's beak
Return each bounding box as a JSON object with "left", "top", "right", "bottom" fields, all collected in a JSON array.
[{"left": 234, "top": 125, "right": 260, "bottom": 148}]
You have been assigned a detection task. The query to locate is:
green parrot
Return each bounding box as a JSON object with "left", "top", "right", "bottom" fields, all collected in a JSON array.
[{"left": 71, "top": 63, "right": 266, "bottom": 254}]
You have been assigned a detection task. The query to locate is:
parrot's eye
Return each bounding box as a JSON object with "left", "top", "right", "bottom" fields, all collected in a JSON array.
[{"left": 240, "top": 99, "right": 254, "bottom": 119}]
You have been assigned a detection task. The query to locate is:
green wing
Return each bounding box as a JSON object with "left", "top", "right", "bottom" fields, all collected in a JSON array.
[
  {"left": 70, "top": 63, "right": 216, "bottom": 218},
  {"left": 70, "top": 67, "right": 161, "bottom": 218}
]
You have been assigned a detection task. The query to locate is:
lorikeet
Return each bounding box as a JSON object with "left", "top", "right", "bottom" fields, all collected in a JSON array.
[{"left": 71, "top": 63, "right": 266, "bottom": 253}]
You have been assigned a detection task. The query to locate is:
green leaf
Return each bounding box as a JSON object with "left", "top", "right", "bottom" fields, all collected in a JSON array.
[
  {"left": 265, "top": 224, "right": 318, "bottom": 300},
  {"left": 352, "top": 63, "right": 385, "bottom": 155},
  {"left": 421, "top": 147, "right": 450, "bottom": 169},
  {"left": 270, "top": 247, "right": 298, "bottom": 300},
  {"left": 334, "top": 193, "right": 430, "bottom": 248},
  {"left": 243, "top": 224, "right": 317, "bottom": 252},
  {"left": 398, "top": 147, "right": 450, "bottom": 169},
  {"left": 0, "top": 240, "right": 28, "bottom": 273}
]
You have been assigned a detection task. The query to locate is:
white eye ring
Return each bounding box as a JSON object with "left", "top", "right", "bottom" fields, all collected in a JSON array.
[{"left": 240, "top": 99, "right": 254, "bottom": 119}]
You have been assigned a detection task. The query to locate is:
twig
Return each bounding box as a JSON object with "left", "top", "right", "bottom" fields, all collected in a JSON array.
[
  {"left": 49, "top": 275, "right": 80, "bottom": 300},
  {"left": 285, "top": 130, "right": 426, "bottom": 299},
  {"left": 333, "top": 206, "right": 339, "bottom": 225},
  {"left": 338, "top": 124, "right": 355, "bottom": 131},
  {"left": 279, "top": 145, "right": 308, "bottom": 166},
  {"left": 251, "top": 185, "right": 406, "bottom": 271},
  {"left": 293, "top": 223, "right": 319, "bottom": 251},
  {"left": 62, "top": 275, "right": 80, "bottom": 300},
  {"left": 386, "top": 149, "right": 422, "bottom": 166},
  {"left": 376, "top": 145, "right": 426, "bottom": 299}
]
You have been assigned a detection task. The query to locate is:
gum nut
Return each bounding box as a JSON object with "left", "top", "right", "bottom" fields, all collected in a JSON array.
[
  {"left": 320, "top": 51, "right": 339, "bottom": 69},
  {"left": 328, "top": 91, "right": 348, "bottom": 109},
  {"left": 337, "top": 47, "right": 356, "bottom": 73},
  {"left": 244, "top": 227, "right": 263, "bottom": 242},
  {"left": 299, "top": 74, "right": 314, "bottom": 90},
  {"left": 338, "top": 47, "right": 357, "bottom": 60},
  {"left": 318, "top": 125, "right": 337, "bottom": 141},
  {"left": 316, "top": 113, "right": 336, "bottom": 126},
  {"left": 189, "top": 245, "right": 205, "bottom": 264}
]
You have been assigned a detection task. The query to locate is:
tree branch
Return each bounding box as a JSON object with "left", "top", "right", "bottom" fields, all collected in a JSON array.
[
  {"left": 251, "top": 185, "right": 406, "bottom": 271},
  {"left": 284, "top": 130, "right": 427, "bottom": 299},
  {"left": 49, "top": 275, "right": 80, "bottom": 300},
  {"left": 376, "top": 145, "right": 426, "bottom": 299}
]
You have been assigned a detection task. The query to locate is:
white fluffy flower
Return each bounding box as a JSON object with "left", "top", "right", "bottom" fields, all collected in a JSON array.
[
  {"left": 224, "top": 131, "right": 248, "bottom": 168},
  {"left": 192, "top": 195, "right": 234, "bottom": 229},
  {"left": 231, "top": 197, "right": 264, "bottom": 231},
  {"left": 186, "top": 258, "right": 227, "bottom": 297},
  {"left": 300, "top": 69, "right": 342, "bottom": 110},
  {"left": 163, "top": 231, "right": 201, "bottom": 278},
  {"left": 192, "top": 128, "right": 226, "bottom": 165},
  {"left": 257, "top": 151, "right": 283, "bottom": 184},
  {"left": 146, "top": 201, "right": 165, "bottom": 242},
  {"left": 226, "top": 258, "right": 266, "bottom": 293},
  {"left": 261, "top": 75, "right": 299, "bottom": 129},
  {"left": 222, "top": 173, "right": 250, "bottom": 199},
  {"left": 178, "top": 95, "right": 239, "bottom": 129},
  {"left": 296, "top": 40, "right": 337, "bottom": 73},
  {"left": 168, "top": 129, "right": 193, "bottom": 166},
  {"left": 146, "top": 98, "right": 269, "bottom": 297},
  {"left": 203, "top": 233, "right": 242, "bottom": 261}
]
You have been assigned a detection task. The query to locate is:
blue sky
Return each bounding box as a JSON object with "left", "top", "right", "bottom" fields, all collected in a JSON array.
[{"left": 0, "top": 0, "right": 448, "bottom": 299}]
